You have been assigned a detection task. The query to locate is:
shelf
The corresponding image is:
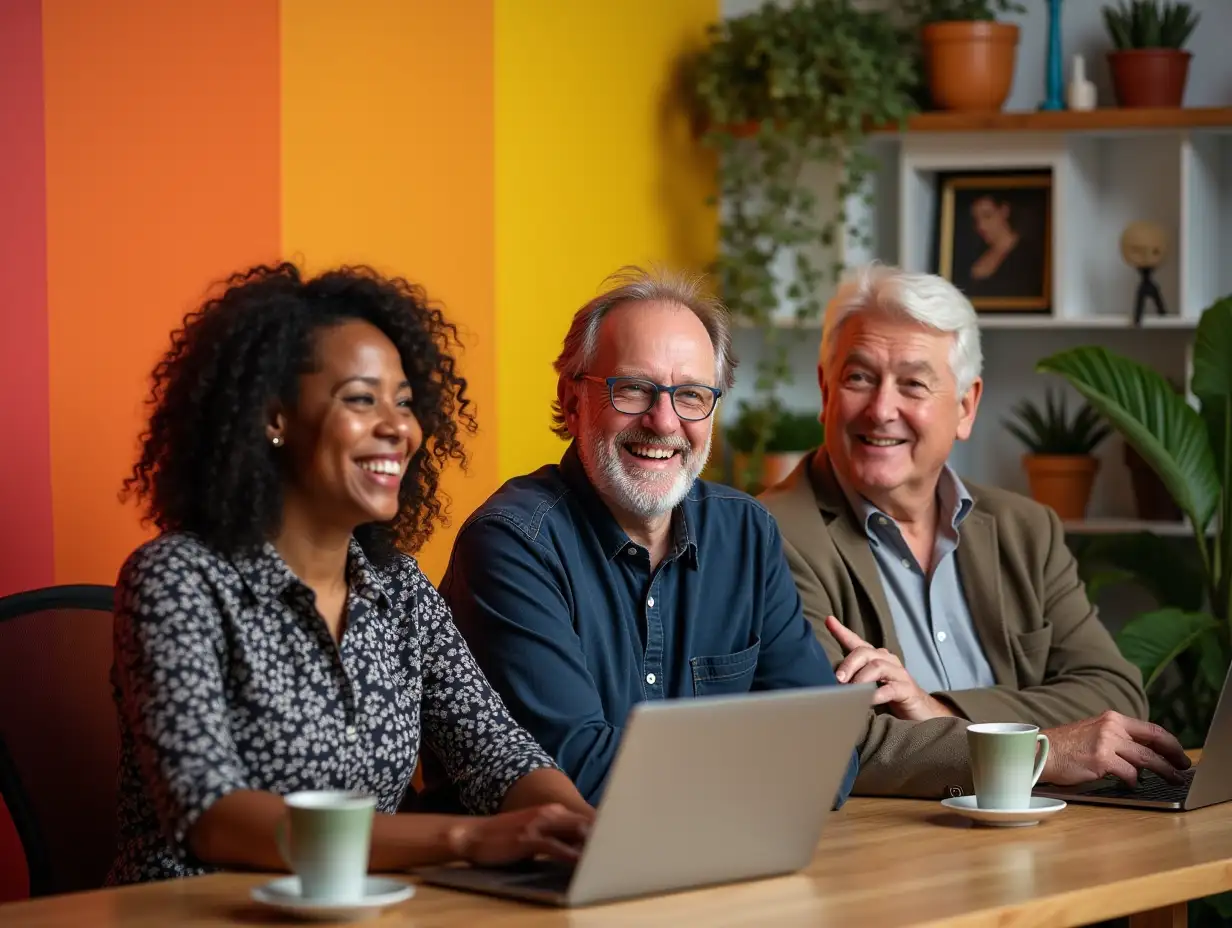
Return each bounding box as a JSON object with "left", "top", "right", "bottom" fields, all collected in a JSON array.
[
  {"left": 870, "top": 107, "right": 1232, "bottom": 136},
  {"left": 976, "top": 315, "right": 1198, "bottom": 330},
  {"left": 737, "top": 314, "right": 1198, "bottom": 332},
  {"left": 1063, "top": 518, "right": 1192, "bottom": 536}
]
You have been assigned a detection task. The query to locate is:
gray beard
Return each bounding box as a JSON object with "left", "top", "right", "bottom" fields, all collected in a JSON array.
[{"left": 580, "top": 424, "right": 710, "bottom": 520}]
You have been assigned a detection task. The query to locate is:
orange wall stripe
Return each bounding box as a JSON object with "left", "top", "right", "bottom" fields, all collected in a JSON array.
[
  {"left": 0, "top": 0, "right": 53, "bottom": 598},
  {"left": 42, "top": 0, "right": 282, "bottom": 586},
  {"left": 280, "top": 0, "right": 496, "bottom": 584}
]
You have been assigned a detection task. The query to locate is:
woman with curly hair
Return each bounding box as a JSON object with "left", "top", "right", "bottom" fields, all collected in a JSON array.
[{"left": 107, "top": 262, "right": 592, "bottom": 886}]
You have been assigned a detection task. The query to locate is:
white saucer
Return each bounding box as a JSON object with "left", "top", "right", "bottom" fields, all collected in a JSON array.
[
  {"left": 940, "top": 795, "right": 1067, "bottom": 827},
  {"left": 251, "top": 876, "right": 415, "bottom": 921}
]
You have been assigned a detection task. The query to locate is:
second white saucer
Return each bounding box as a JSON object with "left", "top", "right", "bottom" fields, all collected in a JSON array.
[
  {"left": 940, "top": 794, "right": 1067, "bottom": 827},
  {"left": 251, "top": 875, "right": 415, "bottom": 922}
]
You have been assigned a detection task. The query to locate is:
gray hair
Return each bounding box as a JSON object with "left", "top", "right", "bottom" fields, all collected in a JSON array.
[
  {"left": 819, "top": 263, "right": 983, "bottom": 396},
  {"left": 550, "top": 265, "right": 738, "bottom": 438}
]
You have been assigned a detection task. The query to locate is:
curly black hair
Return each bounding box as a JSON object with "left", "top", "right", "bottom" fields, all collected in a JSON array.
[{"left": 122, "top": 261, "right": 477, "bottom": 564}]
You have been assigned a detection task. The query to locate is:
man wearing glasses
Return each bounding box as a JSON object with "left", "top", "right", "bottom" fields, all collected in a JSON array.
[{"left": 425, "top": 265, "right": 858, "bottom": 808}]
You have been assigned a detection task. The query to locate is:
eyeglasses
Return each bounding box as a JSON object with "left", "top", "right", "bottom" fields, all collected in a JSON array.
[{"left": 576, "top": 375, "right": 722, "bottom": 421}]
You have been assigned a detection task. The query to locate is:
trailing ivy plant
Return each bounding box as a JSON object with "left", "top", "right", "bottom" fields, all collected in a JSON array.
[
  {"left": 689, "top": 0, "right": 918, "bottom": 464},
  {"left": 901, "top": 0, "right": 1026, "bottom": 24}
]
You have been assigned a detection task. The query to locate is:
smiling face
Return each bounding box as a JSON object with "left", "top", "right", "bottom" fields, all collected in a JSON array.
[
  {"left": 561, "top": 300, "right": 716, "bottom": 522},
  {"left": 268, "top": 319, "right": 423, "bottom": 533},
  {"left": 821, "top": 310, "right": 981, "bottom": 516}
]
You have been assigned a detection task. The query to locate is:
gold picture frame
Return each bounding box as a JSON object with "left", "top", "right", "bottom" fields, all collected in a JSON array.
[{"left": 936, "top": 171, "right": 1053, "bottom": 312}]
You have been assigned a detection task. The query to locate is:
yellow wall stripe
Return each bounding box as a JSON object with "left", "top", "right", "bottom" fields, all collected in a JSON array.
[{"left": 493, "top": 0, "right": 719, "bottom": 481}]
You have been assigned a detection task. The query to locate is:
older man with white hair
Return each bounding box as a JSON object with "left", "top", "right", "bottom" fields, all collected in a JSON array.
[
  {"left": 424, "top": 265, "right": 858, "bottom": 809},
  {"left": 759, "top": 263, "right": 1188, "bottom": 799}
]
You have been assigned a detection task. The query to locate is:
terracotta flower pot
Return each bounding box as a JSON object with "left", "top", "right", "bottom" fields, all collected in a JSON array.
[
  {"left": 1022, "top": 454, "right": 1100, "bottom": 521},
  {"left": 732, "top": 450, "right": 808, "bottom": 493},
  {"left": 1107, "top": 49, "right": 1191, "bottom": 108},
  {"left": 922, "top": 21, "right": 1020, "bottom": 113}
]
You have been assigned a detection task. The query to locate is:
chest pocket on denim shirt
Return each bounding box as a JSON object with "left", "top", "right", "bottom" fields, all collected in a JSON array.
[{"left": 689, "top": 638, "right": 761, "bottom": 696}]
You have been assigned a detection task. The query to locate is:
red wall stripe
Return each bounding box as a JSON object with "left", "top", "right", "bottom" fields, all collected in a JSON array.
[
  {"left": 41, "top": 0, "right": 283, "bottom": 586},
  {"left": 0, "top": 0, "right": 54, "bottom": 598}
]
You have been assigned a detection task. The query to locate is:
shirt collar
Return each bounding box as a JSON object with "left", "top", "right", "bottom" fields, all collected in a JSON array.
[
  {"left": 559, "top": 442, "right": 699, "bottom": 567},
  {"left": 230, "top": 536, "right": 392, "bottom": 608},
  {"left": 832, "top": 462, "right": 973, "bottom": 536}
]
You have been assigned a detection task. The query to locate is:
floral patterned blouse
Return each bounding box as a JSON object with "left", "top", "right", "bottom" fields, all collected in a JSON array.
[{"left": 106, "top": 532, "right": 557, "bottom": 885}]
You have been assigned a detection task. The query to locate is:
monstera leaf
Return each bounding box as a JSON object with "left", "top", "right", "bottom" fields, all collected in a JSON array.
[
  {"left": 1116, "top": 609, "right": 1220, "bottom": 691},
  {"left": 1035, "top": 347, "right": 1219, "bottom": 533}
]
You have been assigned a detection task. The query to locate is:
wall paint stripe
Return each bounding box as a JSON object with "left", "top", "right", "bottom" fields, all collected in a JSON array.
[
  {"left": 0, "top": 3, "right": 52, "bottom": 598},
  {"left": 493, "top": 0, "right": 719, "bottom": 481},
  {"left": 281, "top": 0, "right": 497, "bottom": 584},
  {"left": 41, "top": 0, "right": 282, "bottom": 586}
]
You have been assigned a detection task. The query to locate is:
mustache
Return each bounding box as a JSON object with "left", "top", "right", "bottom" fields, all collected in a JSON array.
[{"left": 614, "top": 429, "right": 691, "bottom": 453}]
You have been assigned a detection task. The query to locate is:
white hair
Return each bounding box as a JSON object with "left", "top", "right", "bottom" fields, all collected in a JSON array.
[{"left": 819, "top": 263, "right": 983, "bottom": 396}]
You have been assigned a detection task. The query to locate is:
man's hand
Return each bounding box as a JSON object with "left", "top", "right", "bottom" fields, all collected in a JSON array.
[
  {"left": 826, "top": 616, "right": 956, "bottom": 721},
  {"left": 1041, "top": 711, "right": 1191, "bottom": 786}
]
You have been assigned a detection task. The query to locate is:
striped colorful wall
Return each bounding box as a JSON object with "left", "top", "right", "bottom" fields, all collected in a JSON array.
[{"left": 0, "top": 0, "right": 717, "bottom": 598}]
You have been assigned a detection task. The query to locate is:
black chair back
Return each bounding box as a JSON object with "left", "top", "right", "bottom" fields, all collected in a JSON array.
[{"left": 0, "top": 584, "right": 118, "bottom": 896}]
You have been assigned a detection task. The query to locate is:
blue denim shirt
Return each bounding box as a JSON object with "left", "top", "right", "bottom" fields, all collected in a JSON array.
[{"left": 434, "top": 443, "right": 859, "bottom": 807}]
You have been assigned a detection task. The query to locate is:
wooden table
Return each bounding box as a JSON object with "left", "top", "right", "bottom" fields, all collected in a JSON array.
[{"left": 2, "top": 789, "right": 1229, "bottom": 927}]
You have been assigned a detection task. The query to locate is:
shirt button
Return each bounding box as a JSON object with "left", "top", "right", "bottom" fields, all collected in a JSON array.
[
  {"left": 936, "top": 631, "right": 948, "bottom": 643},
  {"left": 646, "top": 673, "right": 657, "bottom": 685},
  {"left": 878, "top": 516, "right": 888, "bottom": 526},
  {"left": 647, "top": 596, "right": 655, "bottom": 608},
  {"left": 901, "top": 558, "right": 911, "bottom": 569}
]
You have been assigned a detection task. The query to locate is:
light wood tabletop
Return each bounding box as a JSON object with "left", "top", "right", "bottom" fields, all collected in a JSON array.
[{"left": 2, "top": 784, "right": 1227, "bottom": 928}]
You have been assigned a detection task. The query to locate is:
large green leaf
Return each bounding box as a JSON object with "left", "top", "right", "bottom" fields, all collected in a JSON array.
[
  {"left": 1036, "top": 348, "right": 1219, "bottom": 530},
  {"left": 1191, "top": 295, "right": 1232, "bottom": 482},
  {"left": 1116, "top": 608, "right": 1219, "bottom": 691}
]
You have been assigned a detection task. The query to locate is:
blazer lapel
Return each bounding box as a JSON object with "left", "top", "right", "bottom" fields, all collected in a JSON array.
[
  {"left": 953, "top": 501, "right": 1016, "bottom": 686},
  {"left": 808, "top": 449, "right": 904, "bottom": 657}
]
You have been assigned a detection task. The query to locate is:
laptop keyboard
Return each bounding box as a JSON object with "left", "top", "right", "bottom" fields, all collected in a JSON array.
[
  {"left": 1081, "top": 767, "right": 1196, "bottom": 802},
  {"left": 475, "top": 859, "right": 576, "bottom": 893}
]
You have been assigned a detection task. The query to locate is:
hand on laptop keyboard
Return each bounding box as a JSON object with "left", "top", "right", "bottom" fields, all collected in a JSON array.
[
  {"left": 446, "top": 803, "right": 593, "bottom": 867},
  {"left": 1037, "top": 711, "right": 1191, "bottom": 788}
]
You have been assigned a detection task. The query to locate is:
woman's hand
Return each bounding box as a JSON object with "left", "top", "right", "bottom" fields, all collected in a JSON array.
[{"left": 447, "top": 803, "right": 592, "bottom": 866}]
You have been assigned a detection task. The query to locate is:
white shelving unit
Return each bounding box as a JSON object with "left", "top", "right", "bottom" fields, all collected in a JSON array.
[
  {"left": 1063, "top": 518, "right": 1193, "bottom": 537},
  {"left": 727, "top": 108, "right": 1232, "bottom": 521},
  {"left": 873, "top": 111, "right": 1232, "bottom": 329}
]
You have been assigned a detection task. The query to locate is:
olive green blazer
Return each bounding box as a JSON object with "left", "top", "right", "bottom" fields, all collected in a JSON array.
[{"left": 758, "top": 447, "right": 1148, "bottom": 798}]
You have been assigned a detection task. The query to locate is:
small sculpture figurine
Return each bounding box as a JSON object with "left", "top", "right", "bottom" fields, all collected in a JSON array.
[
  {"left": 1120, "top": 220, "right": 1168, "bottom": 325},
  {"left": 1067, "top": 55, "right": 1097, "bottom": 111}
]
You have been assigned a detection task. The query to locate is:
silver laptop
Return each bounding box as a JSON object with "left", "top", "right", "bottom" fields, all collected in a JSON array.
[
  {"left": 416, "top": 683, "right": 874, "bottom": 907},
  {"left": 1033, "top": 660, "right": 1232, "bottom": 811}
]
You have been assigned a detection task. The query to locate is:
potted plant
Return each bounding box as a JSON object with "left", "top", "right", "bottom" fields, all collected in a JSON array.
[
  {"left": 726, "top": 401, "right": 824, "bottom": 494},
  {"left": 903, "top": 0, "right": 1026, "bottom": 113},
  {"left": 1035, "top": 293, "right": 1232, "bottom": 751},
  {"left": 1103, "top": 0, "right": 1199, "bottom": 108},
  {"left": 1004, "top": 388, "right": 1111, "bottom": 520},
  {"left": 689, "top": 0, "right": 917, "bottom": 456}
]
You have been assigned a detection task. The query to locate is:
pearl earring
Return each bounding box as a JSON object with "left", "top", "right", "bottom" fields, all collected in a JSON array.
[{"left": 271, "top": 436, "right": 283, "bottom": 447}]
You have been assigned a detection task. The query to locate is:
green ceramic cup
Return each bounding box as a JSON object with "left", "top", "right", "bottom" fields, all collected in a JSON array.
[
  {"left": 967, "top": 722, "right": 1050, "bottom": 810},
  {"left": 277, "top": 790, "right": 376, "bottom": 902}
]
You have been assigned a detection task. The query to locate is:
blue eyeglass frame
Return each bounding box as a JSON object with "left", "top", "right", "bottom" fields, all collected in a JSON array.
[{"left": 575, "top": 374, "right": 723, "bottom": 421}]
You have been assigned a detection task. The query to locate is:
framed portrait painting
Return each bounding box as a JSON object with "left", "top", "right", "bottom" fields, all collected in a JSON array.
[{"left": 934, "top": 170, "right": 1053, "bottom": 312}]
